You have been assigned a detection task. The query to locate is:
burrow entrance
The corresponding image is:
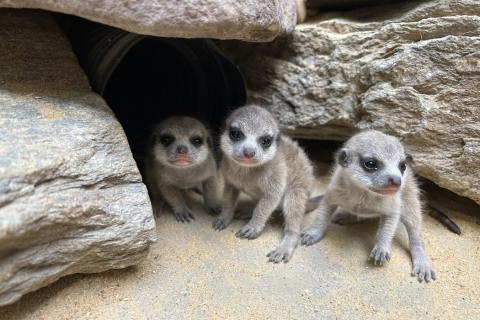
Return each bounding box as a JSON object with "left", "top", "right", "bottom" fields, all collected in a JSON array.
[{"left": 61, "top": 17, "right": 246, "bottom": 172}]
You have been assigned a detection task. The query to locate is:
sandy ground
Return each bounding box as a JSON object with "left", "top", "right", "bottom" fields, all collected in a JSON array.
[{"left": 2, "top": 165, "right": 480, "bottom": 320}]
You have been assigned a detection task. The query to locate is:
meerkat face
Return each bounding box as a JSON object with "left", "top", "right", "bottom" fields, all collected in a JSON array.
[
  {"left": 220, "top": 105, "right": 280, "bottom": 167},
  {"left": 337, "top": 130, "right": 408, "bottom": 196},
  {"left": 151, "top": 117, "right": 210, "bottom": 168}
]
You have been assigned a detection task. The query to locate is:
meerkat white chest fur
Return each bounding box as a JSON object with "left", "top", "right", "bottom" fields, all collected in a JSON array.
[
  {"left": 301, "top": 130, "right": 436, "bottom": 283},
  {"left": 221, "top": 147, "right": 288, "bottom": 202},
  {"left": 144, "top": 116, "right": 220, "bottom": 223},
  {"left": 214, "top": 105, "right": 314, "bottom": 264}
]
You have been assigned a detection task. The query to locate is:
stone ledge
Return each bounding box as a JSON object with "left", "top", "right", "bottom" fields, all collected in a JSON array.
[{"left": 0, "top": 0, "right": 297, "bottom": 42}]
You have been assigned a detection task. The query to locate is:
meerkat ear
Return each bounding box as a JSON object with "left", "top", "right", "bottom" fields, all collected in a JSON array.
[
  {"left": 276, "top": 133, "right": 282, "bottom": 145},
  {"left": 337, "top": 148, "right": 351, "bottom": 167},
  {"left": 150, "top": 133, "right": 158, "bottom": 145},
  {"left": 205, "top": 129, "right": 213, "bottom": 149},
  {"left": 207, "top": 136, "right": 213, "bottom": 149},
  {"left": 405, "top": 153, "right": 414, "bottom": 165}
]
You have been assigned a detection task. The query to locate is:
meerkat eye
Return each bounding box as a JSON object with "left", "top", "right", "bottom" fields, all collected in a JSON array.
[
  {"left": 399, "top": 160, "right": 407, "bottom": 174},
  {"left": 159, "top": 134, "right": 175, "bottom": 147},
  {"left": 190, "top": 135, "right": 204, "bottom": 148},
  {"left": 229, "top": 127, "right": 244, "bottom": 142},
  {"left": 362, "top": 159, "right": 378, "bottom": 172},
  {"left": 259, "top": 135, "right": 273, "bottom": 149}
]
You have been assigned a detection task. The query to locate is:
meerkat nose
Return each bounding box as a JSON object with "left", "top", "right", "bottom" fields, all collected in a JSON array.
[
  {"left": 176, "top": 145, "right": 188, "bottom": 154},
  {"left": 243, "top": 147, "right": 256, "bottom": 159},
  {"left": 388, "top": 175, "right": 402, "bottom": 187}
]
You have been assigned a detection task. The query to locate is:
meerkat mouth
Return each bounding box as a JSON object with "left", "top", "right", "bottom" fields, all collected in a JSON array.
[
  {"left": 233, "top": 156, "right": 258, "bottom": 166},
  {"left": 371, "top": 187, "right": 400, "bottom": 195},
  {"left": 170, "top": 156, "right": 193, "bottom": 167}
]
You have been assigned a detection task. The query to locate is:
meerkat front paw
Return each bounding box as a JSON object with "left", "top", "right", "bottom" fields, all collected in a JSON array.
[
  {"left": 235, "top": 223, "right": 262, "bottom": 239},
  {"left": 150, "top": 199, "right": 164, "bottom": 218},
  {"left": 412, "top": 259, "right": 436, "bottom": 283},
  {"left": 300, "top": 229, "right": 324, "bottom": 246},
  {"left": 174, "top": 209, "right": 195, "bottom": 223},
  {"left": 267, "top": 244, "right": 295, "bottom": 263},
  {"left": 212, "top": 217, "right": 231, "bottom": 231},
  {"left": 369, "top": 245, "right": 391, "bottom": 266}
]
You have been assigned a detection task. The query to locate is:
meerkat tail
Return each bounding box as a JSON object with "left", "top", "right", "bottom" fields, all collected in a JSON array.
[
  {"left": 427, "top": 206, "right": 461, "bottom": 235},
  {"left": 296, "top": 0, "right": 307, "bottom": 24},
  {"left": 306, "top": 195, "right": 324, "bottom": 213}
]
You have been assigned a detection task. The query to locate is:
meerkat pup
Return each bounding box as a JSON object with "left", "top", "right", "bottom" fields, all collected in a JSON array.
[
  {"left": 213, "top": 105, "right": 315, "bottom": 263},
  {"left": 301, "top": 130, "right": 436, "bottom": 282},
  {"left": 144, "top": 116, "right": 219, "bottom": 222}
]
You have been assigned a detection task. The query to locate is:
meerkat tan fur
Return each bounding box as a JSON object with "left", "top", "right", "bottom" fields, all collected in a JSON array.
[
  {"left": 213, "top": 105, "right": 315, "bottom": 263},
  {"left": 144, "top": 116, "right": 220, "bottom": 222},
  {"left": 301, "top": 130, "right": 436, "bottom": 282}
]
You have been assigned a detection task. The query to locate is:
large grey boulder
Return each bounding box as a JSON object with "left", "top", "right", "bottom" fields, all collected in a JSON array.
[
  {"left": 0, "top": 0, "right": 297, "bottom": 42},
  {"left": 0, "top": 10, "right": 156, "bottom": 306},
  {"left": 221, "top": 0, "right": 480, "bottom": 206}
]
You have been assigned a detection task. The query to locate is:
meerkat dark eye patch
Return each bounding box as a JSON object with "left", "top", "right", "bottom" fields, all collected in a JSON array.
[
  {"left": 259, "top": 135, "right": 273, "bottom": 149},
  {"left": 399, "top": 160, "right": 407, "bottom": 174},
  {"left": 190, "top": 135, "right": 204, "bottom": 148},
  {"left": 228, "top": 127, "right": 245, "bottom": 142},
  {"left": 361, "top": 157, "right": 379, "bottom": 172},
  {"left": 159, "top": 134, "right": 175, "bottom": 147}
]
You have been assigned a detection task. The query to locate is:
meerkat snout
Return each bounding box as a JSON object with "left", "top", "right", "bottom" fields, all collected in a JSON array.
[{"left": 242, "top": 146, "right": 256, "bottom": 159}]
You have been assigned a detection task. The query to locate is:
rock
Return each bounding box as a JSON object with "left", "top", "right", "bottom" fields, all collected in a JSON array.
[
  {"left": 0, "top": 0, "right": 297, "bottom": 42},
  {"left": 306, "top": 0, "right": 406, "bottom": 9},
  {"left": 0, "top": 10, "right": 156, "bottom": 306},
  {"left": 220, "top": 0, "right": 480, "bottom": 205}
]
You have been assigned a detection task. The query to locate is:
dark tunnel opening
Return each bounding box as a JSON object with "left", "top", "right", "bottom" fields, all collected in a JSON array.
[{"left": 60, "top": 16, "right": 246, "bottom": 171}]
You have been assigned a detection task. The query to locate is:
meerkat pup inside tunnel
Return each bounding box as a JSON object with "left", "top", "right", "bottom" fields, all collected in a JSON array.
[
  {"left": 213, "top": 104, "right": 320, "bottom": 263},
  {"left": 145, "top": 116, "right": 220, "bottom": 222},
  {"left": 301, "top": 130, "right": 436, "bottom": 282}
]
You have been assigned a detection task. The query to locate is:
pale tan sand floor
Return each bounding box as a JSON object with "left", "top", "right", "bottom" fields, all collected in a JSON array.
[{"left": 2, "top": 170, "right": 479, "bottom": 320}]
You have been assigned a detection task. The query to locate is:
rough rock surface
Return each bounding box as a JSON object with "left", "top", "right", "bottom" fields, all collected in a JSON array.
[
  {"left": 0, "top": 0, "right": 297, "bottom": 42},
  {"left": 221, "top": 0, "right": 480, "bottom": 206},
  {"left": 0, "top": 10, "right": 156, "bottom": 306}
]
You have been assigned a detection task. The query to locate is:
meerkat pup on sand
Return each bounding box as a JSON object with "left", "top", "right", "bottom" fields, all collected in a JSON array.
[
  {"left": 145, "top": 116, "right": 219, "bottom": 222},
  {"left": 301, "top": 130, "right": 436, "bottom": 282},
  {"left": 213, "top": 105, "right": 315, "bottom": 263}
]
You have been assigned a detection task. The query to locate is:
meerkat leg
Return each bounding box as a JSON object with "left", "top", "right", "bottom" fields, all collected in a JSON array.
[
  {"left": 202, "top": 176, "right": 221, "bottom": 215},
  {"left": 148, "top": 186, "right": 164, "bottom": 218},
  {"left": 236, "top": 192, "right": 283, "bottom": 239},
  {"left": 301, "top": 201, "right": 337, "bottom": 246},
  {"left": 369, "top": 214, "right": 400, "bottom": 266},
  {"left": 213, "top": 184, "right": 239, "bottom": 230},
  {"left": 267, "top": 189, "right": 307, "bottom": 263},
  {"left": 160, "top": 184, "right": 194, "bottom": 223},
  {"left": 402, "top": 213, "right": 436, "bottom": 283}
]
